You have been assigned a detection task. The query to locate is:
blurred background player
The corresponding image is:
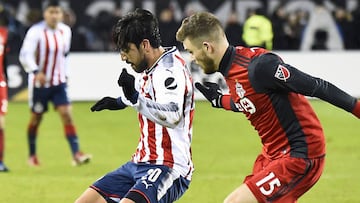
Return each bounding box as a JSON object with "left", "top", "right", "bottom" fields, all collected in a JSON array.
[
  {"left": 75, "top": 8, "right": 195, "bottom": 203},
  {"left": 19, "top": 0, "right": 91, "bottom": 167},
  {"left": 0, "top": 5, "right": 9, "bottom": 172},
  {"left": 176, "top": 11, "right": 360, "bottom": 203}
]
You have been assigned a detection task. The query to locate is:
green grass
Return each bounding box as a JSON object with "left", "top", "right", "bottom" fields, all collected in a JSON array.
[{"left": 1, "top": 100, "right": 359, "bottom": 202}]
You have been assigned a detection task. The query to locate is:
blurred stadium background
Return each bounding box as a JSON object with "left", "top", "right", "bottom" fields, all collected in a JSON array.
[{"left": 1, "top": 0, "right": 360, "bottom": 202}]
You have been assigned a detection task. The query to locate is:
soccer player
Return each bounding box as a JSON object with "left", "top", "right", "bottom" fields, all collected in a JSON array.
[
  {"left": 19, "top": 0, "right": 91, "bottom": 166},
  {"left": 75, "top": 8, "right": 195, "bottom": 203},
  {"left": 0, "top": 13, "right": 9, "bottom": 172},
  {"left": 176, "top": 12, "right": 360, "bottom": 203}
]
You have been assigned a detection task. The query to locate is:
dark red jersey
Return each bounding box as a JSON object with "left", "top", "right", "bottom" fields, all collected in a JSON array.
[
  {"left": 0, "top": 27, "right": 8, "bottom": 83},
  {"left": 219, "top": 46, "right": 359, "bottom": 159}
]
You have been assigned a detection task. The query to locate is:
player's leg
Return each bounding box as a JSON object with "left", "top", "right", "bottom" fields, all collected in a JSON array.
[
  {"left": 53, "top": 83, "right": 91, "bottom": 165},
  {"left": 0, "top": 115, "right": 8, "bottom": 172},
  {"left": 75, "top": 188, "right": 107, "bottom": 203},
  {"left": 273, "top": 156, "right": 325, "bottom": 203},
  {"left": 76, "top": 161, "right": 136, "bottom": 203},
  {"left": 27, "top": 112, "right": 43, "bottom": 166},
  {"left": 223, "top": 184, "right": 258, "bottom": 203},
  {"left": 0, "top": 84, "right": 8, "bottom": 172},
  {"left": 128, "top": 164, "right": 191, "bottom": 203},
  {"left": 242, "top": 155, "right": 324, "bottom": 203},
  {"left": 27, "top": 86, "right": 48, "bottom": 166}
]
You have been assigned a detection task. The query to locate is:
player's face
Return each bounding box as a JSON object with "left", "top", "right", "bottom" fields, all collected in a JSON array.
[
  {"left": 44, "top": 6, "right": 63, "bottom": 29},
  {"left": 120, "top": 43, "right": 147, "bottom": 73},
  {"left": 183, "top": 38, "right": 217, "bottom": 74}
]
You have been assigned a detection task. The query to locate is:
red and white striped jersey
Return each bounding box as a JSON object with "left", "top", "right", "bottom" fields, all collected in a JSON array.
[
  {"left": 128, "top": 47, "right": 195, "bottom": 180},
  {"left": 19, "top": 21, "right": 71, "bottom": 87}
]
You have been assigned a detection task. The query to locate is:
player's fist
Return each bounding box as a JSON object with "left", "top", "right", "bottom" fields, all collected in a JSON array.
[
  {"left": 195, "top": 82, "right": 223, "bottom": 108},
  {"left": 90, "top": 97, "right": 126, "bottom": 111},
  {"left": 118, "top": 69, "right": 138, "bottom": 104}
]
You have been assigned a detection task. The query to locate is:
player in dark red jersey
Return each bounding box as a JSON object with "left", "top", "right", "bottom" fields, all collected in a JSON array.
[
  {"left": 176, "top": 12, "right": 360, "bottom": 203},
  {"left": 0, "top": 13, "right": 9, "bottom": 172}
]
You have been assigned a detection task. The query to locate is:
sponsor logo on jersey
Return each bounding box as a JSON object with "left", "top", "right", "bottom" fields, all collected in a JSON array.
[
  {"left": 141, "top": 180, "right": 153, "bottom": 189},
  {"left": 164, "top": 77, "right": 177, "bottom": 90},
  {"left": 275, "top": 64, "right": 290, "bottom": 81}
]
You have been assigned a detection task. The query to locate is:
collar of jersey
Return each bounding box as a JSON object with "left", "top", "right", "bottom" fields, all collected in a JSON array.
[
  {"left": 218, "top": 45, "right": 236, "bottom": 77},
  {"left": 145, "top": 46, "right": 177, "bottom": 74}
]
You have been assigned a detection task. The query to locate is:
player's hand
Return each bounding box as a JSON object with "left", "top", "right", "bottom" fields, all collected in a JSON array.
[
  {"left": 34, "top": 72, "right": 46, "bottom": 87},
  {"left": 118, "top": 69, "right": 138, "bottom": 104},
  {"left": 90, "top": 97, "right": 127, "bottom": 111},
  {"left": 195, "top": 82, "right": 223, "bottom": 108}
]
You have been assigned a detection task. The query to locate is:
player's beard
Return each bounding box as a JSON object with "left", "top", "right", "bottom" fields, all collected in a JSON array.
[
  {"left": 134, "top": 58, "right": 148, "bottom": 73},
  {"left": 200, "top": 54, "right": 217, "bottom": 74}
]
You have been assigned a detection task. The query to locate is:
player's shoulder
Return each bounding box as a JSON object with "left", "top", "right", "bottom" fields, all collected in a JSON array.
[
  {"left": 159, "top": 47, "right": 186, "bottom": 68},
  {"left": 27, "top": 21, "right": 46, "bottom": 32},
  {"left": 57, "top": 22, "right": 71, "bottom": 33}
]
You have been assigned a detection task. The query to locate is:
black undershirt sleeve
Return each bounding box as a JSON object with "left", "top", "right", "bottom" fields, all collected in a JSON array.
[{"left": 249, "top": 53, "right": 357, "bottom": 113}]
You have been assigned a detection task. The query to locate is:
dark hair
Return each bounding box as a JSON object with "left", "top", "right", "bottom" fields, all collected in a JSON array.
[
  {"left": 43, "top": 0, "right": 60, "bottom": 10},
  {"left": 112, "top": 8, "right": 161, "bottom": 52}
]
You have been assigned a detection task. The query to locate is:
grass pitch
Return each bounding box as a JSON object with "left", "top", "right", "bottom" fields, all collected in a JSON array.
[{"left": 1, "top": 100, "right": 359, "bottom": 203}]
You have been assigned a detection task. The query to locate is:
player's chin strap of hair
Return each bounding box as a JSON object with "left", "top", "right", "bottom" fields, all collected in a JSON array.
[{"left": 352, "top": 100, "right": 360, "bottom": 119}]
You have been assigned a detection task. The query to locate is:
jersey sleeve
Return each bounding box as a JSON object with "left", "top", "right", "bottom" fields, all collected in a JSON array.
[
  {"left": 19, "top": 26, "right": 40, "bottom": 73},
  {"left": 250, "top": 53, "right": 358, "bottom": 114},
  {"left": 64, "top": 25, "right": 72, "bottom": 78},
  {"left": 131, "top": 67, "right": 187, "bottom": 128}
]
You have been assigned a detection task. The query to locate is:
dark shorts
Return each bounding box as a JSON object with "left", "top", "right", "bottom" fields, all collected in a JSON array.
[
  {"left": 244, "top": 154, "right": 325, "bottom": 203},
  {"left": 91, "top": 161, "right": 190, "bottom": 203},
  {"left": 30, "top": 83, "right": 70, "bottom": 113}
]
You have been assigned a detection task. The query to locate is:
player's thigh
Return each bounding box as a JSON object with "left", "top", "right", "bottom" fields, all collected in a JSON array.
[
  {"left": 130, "top": 165, "right": 190, "bottom": 203},
  {"left": 224, "top": 184, "right": 258, "bottom": 203},
  {"left": 245, "top": 156, "right": 323, "bottom": 203},
  {"left": 92, "top": 162, "right": 136, "bottom": 202},
  {"left": 30, "top": 87, "right": 50, "bottom": 113},
  {"left": 75, "top": 188, "right": 107, "bottom": 203},
  {"left": 52, "top": 83, "right": 70, "bottom": 107}
]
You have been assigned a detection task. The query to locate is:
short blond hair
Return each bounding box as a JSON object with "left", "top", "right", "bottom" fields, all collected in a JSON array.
[{"left": 176, "top": 12, "right": 225, "bottom": 48}]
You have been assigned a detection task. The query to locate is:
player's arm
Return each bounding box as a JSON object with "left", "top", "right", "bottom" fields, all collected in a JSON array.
[
  {"left": 64, "top": 26, "right": 72, "bottom": 79},
  {"left": 195, "top": 82, "right": 240, "bottom": 112},
  {"left": 251, "top": 53, "right": 360, "bottom": 118},
  {"left": 19, "top": 27, "right": 39, "bottom": 73},
  {"left": 118, "top": 68, "right": 187, "bottom": 128}
]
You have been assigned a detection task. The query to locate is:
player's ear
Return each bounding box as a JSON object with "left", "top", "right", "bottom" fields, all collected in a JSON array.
[
  {"left": 202, "top": 42, "right": 213, "bottom": 53},
  {"left": 141, "top": 39, "right": 151, "bottom": 51}
]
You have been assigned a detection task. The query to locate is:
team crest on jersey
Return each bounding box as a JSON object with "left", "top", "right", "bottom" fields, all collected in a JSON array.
[
  {"left": 275, "top": 64, "right": 290, "bottom": 81},
  {"left": 33, "top": 102, "right": 44, "bottom": 113},
  {"left": 235, "top": 81, "right": 246, "bottom": 98}
]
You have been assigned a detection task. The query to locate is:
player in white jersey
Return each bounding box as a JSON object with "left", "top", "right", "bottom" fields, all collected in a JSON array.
[
  {"left": 19, "top": 0, "right": 91, "bottom": 166},
  {"left": 75, "top": 8, "right": 195, "bottom": 203}
]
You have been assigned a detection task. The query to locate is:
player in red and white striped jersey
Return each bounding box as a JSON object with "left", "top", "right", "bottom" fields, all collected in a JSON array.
[
  {"left": 19, "top": 0, "right": 91, "bottom": 167},
  {"left": 76, "top": 9, "right": 195, "bottom": 203}
]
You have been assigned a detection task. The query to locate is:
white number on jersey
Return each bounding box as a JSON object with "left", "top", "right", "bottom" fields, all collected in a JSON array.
[{"left": 255, "top": 172, "right": 281, "bottom": 196}]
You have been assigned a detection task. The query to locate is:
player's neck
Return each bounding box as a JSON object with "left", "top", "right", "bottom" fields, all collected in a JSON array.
[
  {"left": 214, "top": 40, "right": 229, "bottom": 69},
  {"left": 146, "top": 46, "right": 165, "bottom": 68}
]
